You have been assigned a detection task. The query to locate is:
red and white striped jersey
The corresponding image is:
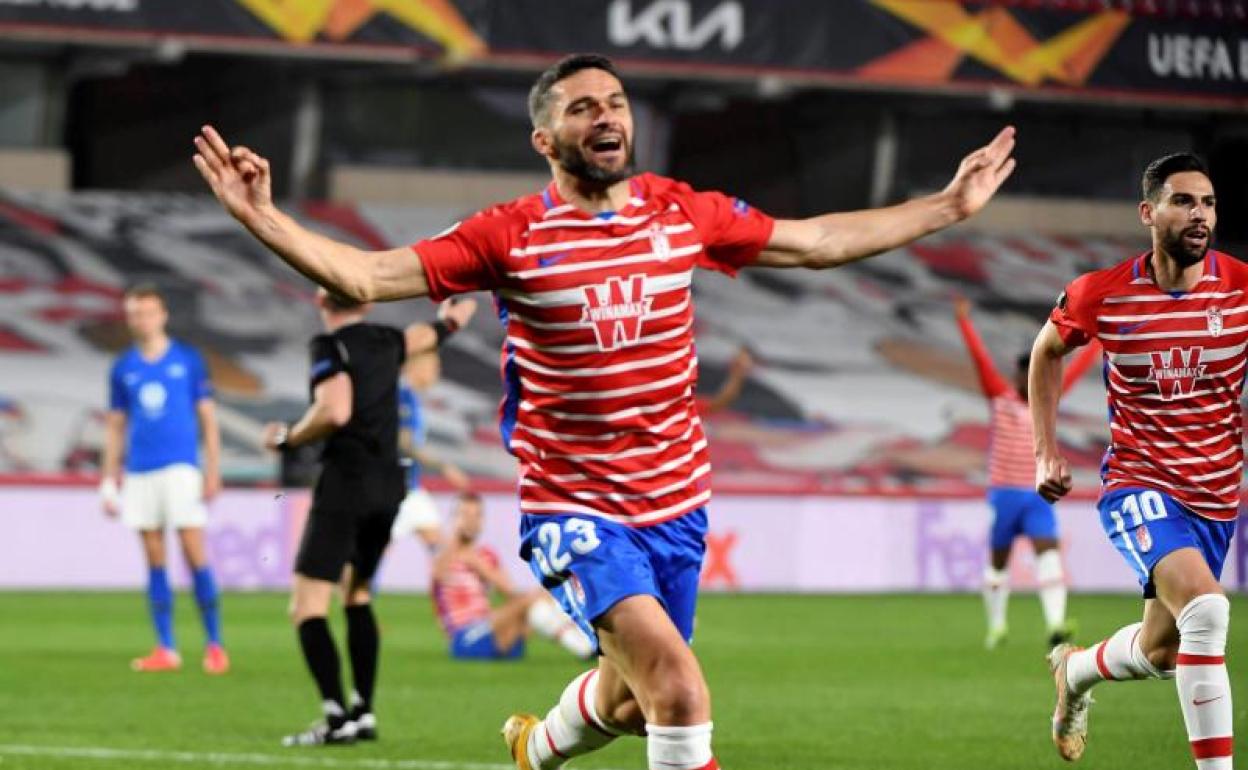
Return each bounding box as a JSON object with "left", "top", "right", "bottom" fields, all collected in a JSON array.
[
  {"left": 1050, "top": 250, "right": 1248, "bottom": 521},
  {"left": 432, "top": 545, "right": 498, "bottom": 635},
  {"left": 413, "top": 174, "right": 775, "bottom": 527},
  {"left": 957, "top": 316, "right": 1100, "bottom": 488}
]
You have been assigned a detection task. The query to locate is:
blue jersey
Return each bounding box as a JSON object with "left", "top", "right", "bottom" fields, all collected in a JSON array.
[
  {"left": 109, "top": 340, "right": 212, "bottom": 473},
  {"left": 398, "top": 381, "right": 425, "bottom": 490}
]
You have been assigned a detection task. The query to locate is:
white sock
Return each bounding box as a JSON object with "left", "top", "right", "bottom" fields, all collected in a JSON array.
[
  {"left": 527, "top": 670, "right": 619, "bottom": 770},
  {"left": 1065, "top": 622, "right": 1164, "bottom": 695},
  {"left": 1175, "top": 594, "right": 1233, "bottom": 770},
  {"left": 528, "top": 598, "right": 595, "bottom": 659},
  {"left": 1035, "top": 550, "right": 1067, "bottom": 632},
  {"left": 982, "top": 567, "right": 1009, "bottom": 633},
  {"left": 647, "top": 722, "right": 718, "bottom": 770}
]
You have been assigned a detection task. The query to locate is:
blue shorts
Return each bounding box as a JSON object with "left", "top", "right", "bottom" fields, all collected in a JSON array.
[
  {"left": 987, "top": 486, "right": 1058, "bottom": 549},
  {"left": 1098, "top": 487, "right": 1237, "bottom": 599},
  {"left": 449, "top": 620, "right": 525, "bottom": 661},
  {"left": 519, "top": 508, "right": 708, "bottom": 653}
]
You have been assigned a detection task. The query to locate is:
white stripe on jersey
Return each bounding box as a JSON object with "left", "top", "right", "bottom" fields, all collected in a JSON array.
[
  {"left": 507, "top": 319, "right": 692, "bottom": 354},
  {"left": 500, "top": 271, "right": 691, "bottom": 308},
  {"left": 508, "top": 296, "right": 690, "bottom": 331},
  {"left": 1110, "top": 415, "right": 1236, "bottom": 433},
  {"left": 516, "top": 346, "right": 690, "bottom": 378},
  {"left": 527, "top": 204, "right": 679, "bottom": 231},
  {"left": 541, "top": 204, "right": 575, "bottom": 218},
  {"left": 1150, "top": 429, "right": 1239, "bottom": 449},
  {"left": 1154, "top": 445, "right": 1240, "bottom": 466},
  {"left": 557, "top": 464, "right": 712, "bottom": 502},
  {"left": 1099, "top": 323, "right": 1248, "bottom": 341},
  {"left": 513, "top": 409, "right": 689, "bottom": 444},
  {"left": 519, "top": 389, "right": 690, "bottom": 421},
  {"left": 1105, "top": 342, "right": 1247, "bottom": 367},
  {"left": 1097, "top": 306, "right": 1248, "bottom": 323},
  {"left": 519, "top": 488, "right": 712, "bottom": 526},
  {"left": 1105, "top": 470, "right": 1237, "bottom": 496},
  {"left": 1112, "top": 400, "right": 1236, "bottom": 417},
  {"left": 1103, "top": 291, "right": 1244, "bottom": 304},
  {"left": 508, "top": 243, "right": 703, "bottom": 281},
  {"left": 508, "top": 223, "right": 694, "bottom": 257},
  {"left": 511, "top": 423, "right": 697, "bottom": 463},
  {"left": 521, "top": 361, "right": 695, "bottom": 401}
]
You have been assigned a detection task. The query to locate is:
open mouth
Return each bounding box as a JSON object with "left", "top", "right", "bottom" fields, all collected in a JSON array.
[
  {"left": 587, "top": 135, "right": 624, "bottom": 158},
  {"left": 1183, "top": 228, "right": 1209, "bottom": 247}
]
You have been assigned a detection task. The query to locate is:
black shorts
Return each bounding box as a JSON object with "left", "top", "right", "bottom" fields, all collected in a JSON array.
[{"left": 295, "top": 463, "right": 404, "bottom": 583}]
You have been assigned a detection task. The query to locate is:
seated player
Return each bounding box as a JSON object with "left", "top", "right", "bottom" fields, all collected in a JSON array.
[{"left": 432, "top": 492, "right": 593, "bottom": 661}]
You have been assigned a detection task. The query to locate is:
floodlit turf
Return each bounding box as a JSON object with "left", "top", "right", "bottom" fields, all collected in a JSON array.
[{"left": 0, "top": 591, "right": 1242, "bottom": 769}]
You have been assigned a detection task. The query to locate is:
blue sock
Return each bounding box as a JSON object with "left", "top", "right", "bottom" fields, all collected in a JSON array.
[
  {"left": 192, "top": 567, "right": 222, "bottom": 646},
  {"left": 147, "top": 567, "right": 175, "bottom": 650}
]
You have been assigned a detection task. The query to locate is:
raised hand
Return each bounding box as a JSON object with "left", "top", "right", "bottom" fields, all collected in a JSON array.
[
  {"left": 942, "top": 126, "right": 1017, "bottom": 221},
  {"left": 953, "top": 296, "right": 972, "bottom": 319},
  {"left": 193, "top": 125, "right": 273, "bottom": 226}
]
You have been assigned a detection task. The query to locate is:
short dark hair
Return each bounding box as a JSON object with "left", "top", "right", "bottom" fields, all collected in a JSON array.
[
  {"left": 1142, "top": 153, "right": 1209, "bottom": 202},
  {"left": 528, "top": 53, "right": 621, "bottom": 128},
  {"left": 123, "top": 282, "right": 165, "bottom": 306}
]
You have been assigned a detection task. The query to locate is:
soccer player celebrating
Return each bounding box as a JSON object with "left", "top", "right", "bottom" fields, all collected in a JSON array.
[
  {"left": 954, "top": 298, "right": 1100, "bottom": 649},
  {"left": 1032, "top": 154, "right": 1236, "bottom": 767},
  {"left": 194, "top": 53, "right": 1015, "bottom": 770},
  {"left": 101, "top": 283, "right": 228, "bottom": 674},
  {"left": 432, "top": 492, "right": 594, "bottom": 661}
]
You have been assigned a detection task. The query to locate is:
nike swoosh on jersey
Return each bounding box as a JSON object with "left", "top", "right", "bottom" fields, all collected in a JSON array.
[
  {"left": 1117, "top": 321, "right": 1149, "bottom": 334},
  {"left": 538, "top": 252, "right": 572, "bottom": 267}
]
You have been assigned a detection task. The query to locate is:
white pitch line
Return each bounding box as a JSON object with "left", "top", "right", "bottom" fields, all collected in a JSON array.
[{"left": 0, "top": 744, "right": 634, "bottom": 770}]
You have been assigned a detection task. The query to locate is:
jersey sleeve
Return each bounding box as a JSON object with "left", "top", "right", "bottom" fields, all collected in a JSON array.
[
  {"left": 679, "top": 186, "right": 776, "bottom": 277},
  {"left": 1048, "top": 273, "right": 1099, "bottom": 348},
  {"left": 189, "top": 347, "right": 214, "bottom": 401},
  {"left": 411, "top": 209, "right": 512, "bottom": 301},
  {"left": 308, "top": 334, "right": 348, "bottom": 388},
  {"left": 955, "top": 315, "right": 1011, "bottom": 399},
  {"left": 108, "top": 362, "right": 127, "bottom": 412}
]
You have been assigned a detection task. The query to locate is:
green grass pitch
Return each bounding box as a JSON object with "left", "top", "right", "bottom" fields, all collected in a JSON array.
[{"left": 0, "top": 592, "right": 1243, "bottom": 769}]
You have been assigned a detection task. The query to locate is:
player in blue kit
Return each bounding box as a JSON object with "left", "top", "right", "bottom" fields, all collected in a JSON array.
[{"left": 100, "top": 284, "right": 228, "bottom": 674}]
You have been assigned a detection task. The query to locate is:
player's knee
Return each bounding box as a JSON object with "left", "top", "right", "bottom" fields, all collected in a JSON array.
[
  {"left": 646, "top": 673, "right": 710, "bottom": 725},
  {"left": 1143, "top": 642, "right": 1179, "bottom": 673},
  {"left": 1177, "top": 593, "right": 1230, "bottom": 651},
  {"left": 596, "top": 695, "right": 646, "bottom": 736}
]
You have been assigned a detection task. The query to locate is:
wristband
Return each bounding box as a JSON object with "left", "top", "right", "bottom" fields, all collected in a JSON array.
[{"left": 273, "top": 423, "right": 291, "bottom": 450}]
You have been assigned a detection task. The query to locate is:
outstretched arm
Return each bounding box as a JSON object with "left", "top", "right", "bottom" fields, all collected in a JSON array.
[
  {"left": 193, "top": 125, "right": 427, "bottom": 302},
  {"left": 755, "top": 127, "right": 1016, "bottom": 269},
  {"left": 1030, "top": 321, "right": 1076, "bottom": 502},
  {"left": 700, "top": 348, "right": 754, "bottom": 414},
  {"left": 954, "top": 299, "right": 1010, "bottom": 399},
  {"left": 1060, "top": 338, "right": 1102, "bottom": 395}
]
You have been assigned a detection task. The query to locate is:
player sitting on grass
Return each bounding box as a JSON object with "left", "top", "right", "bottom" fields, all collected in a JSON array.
[{"left": 432, "top": 492, "right": 594, "bottom": 661}]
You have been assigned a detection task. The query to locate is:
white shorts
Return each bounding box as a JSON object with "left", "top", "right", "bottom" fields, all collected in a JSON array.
[
  {"left": 122, "top": 464, "right": 207, "bottom": 531},
  {"left": 391, "top": 487, "right": 441, "bottom": 538}
]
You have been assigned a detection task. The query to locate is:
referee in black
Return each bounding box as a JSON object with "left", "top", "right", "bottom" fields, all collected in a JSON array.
[{"left": 263, "top": 288, "right": 476, "bottom": 747}]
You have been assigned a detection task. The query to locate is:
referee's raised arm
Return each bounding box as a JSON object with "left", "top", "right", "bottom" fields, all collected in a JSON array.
[{"left": 192, "top": 125, "right": 430, "bottom": 303}]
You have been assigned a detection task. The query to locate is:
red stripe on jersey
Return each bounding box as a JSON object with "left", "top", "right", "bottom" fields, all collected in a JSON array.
[
  {"left": 1176, "top": 653, "right": 1226, "bottom": 665},
  {"left": 414, "top": 174, "right": 774, "bottom": 526},
  {"left": 987, "top": 395, "right": 1036, "bottom": 488},
  {"left": 1190, "top": 736, "right": 1234, "bottom": 759},
  {"left": 431, "top": 547, "right": 496, "bottom": 634},
  {"left": 1050, "top": 251, "right": 1247, "bottom": 521}
]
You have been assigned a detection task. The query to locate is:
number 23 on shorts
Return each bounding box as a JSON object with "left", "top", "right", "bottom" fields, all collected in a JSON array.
[{"left": 532, "top": 518, "right": 602, "bottom": 579}]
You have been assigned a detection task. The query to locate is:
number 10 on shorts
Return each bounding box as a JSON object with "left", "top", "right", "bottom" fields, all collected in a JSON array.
[
  {"left": 1109, "top": 489, "right": 1168, "bottom": 532},
  {"left": 533, "top": 518, "right": 601, "bottom": 579}
]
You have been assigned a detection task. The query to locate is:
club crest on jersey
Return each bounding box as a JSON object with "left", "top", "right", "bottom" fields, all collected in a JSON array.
[
  {"left": 580, "top": 274, "right": 653, "bottom": 351},
  {"left": 1134, "top": 525, "right": 1153, "bottom": 554},
  {"left": 1207, "top": 307, "right": 1223, "bottom": 337},
  {"left": 1148, "top": 346, "right": 1207, "bottom": 400},
  {"left": 648, "top": 222, "right": 672, "bottom": 261}
]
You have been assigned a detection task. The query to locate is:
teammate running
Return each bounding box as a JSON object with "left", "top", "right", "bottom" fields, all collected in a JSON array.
[
  {"left": 101, "top": 283, "right": 228, "bottom": 674},
  {"left": 954, "top": 298, "right": 1100, "bottom": 649},
  {"left": 432, "top": 492, "right": 594, "bottom": 661},
  {"left": 193, "top": 53, "right": 1016, "bottom": 770},
  {"left": 1032, "top": 153, "right": 1235, "bottom": 768}
]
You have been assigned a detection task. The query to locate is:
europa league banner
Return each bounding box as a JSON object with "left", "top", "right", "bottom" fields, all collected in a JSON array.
[{"left": 0, "top": 0, "right": 1243, "bottom": 106}]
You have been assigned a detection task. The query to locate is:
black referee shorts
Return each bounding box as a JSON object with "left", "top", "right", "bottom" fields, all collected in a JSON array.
[{"left": 295, "top": 464, "right": 404, "bottom": 583}]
